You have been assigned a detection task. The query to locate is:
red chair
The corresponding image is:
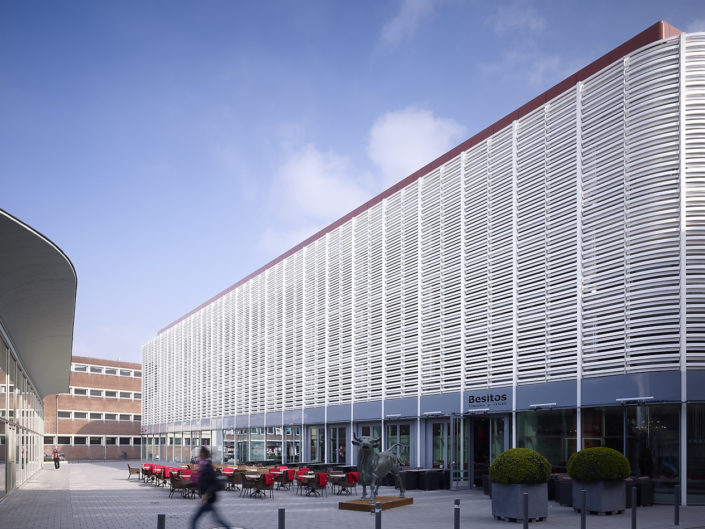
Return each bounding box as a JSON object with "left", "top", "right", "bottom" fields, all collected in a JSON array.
[{"left": 307, "top": 472, "right": 327, "bottom": 497}]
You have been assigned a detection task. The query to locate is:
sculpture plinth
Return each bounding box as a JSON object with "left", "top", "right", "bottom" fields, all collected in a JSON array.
[{"left": 338, "top": 496, "right": 414, "bottom": 512}]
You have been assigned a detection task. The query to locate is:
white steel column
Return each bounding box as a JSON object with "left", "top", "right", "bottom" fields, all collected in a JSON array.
[
  {"left": 678, "top": 33, "right": 688, "bottom": 506},
  {"left": 381, "top": 199, "right": 387, "bottom": 444},
  {"left": 417, "top": 176, "right": 424, "bottom": 467},
  {"left": 350, "top": 217, "right": 356, "bottom": 464},
  {"left": 459, "top": 151, "right": 467, "bottom": 478},
  {"left": 575, "top": 82, "right": 583, "bottom": 452},
  {"left": 511, "top": 121, "right": 519, "bottom": 448},
  {"left": 324, "top": 235, "right": 330, "bottom": 464}
]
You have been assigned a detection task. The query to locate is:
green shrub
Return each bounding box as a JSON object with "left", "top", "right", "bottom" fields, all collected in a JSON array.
[
  {"left": 567, "top": 447, "right": 630, "bottom": 481},
  {"left": 489, "top": 448, "right": 551, "bottom": 484}
]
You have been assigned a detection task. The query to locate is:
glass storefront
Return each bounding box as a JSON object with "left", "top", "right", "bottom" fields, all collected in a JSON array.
[
  {"left": 265, "top": 426, "right": 282, "bottom": 461},
  {"left": 517, "top": 409, "right": 577, "bottom": 472},
  {"left": 582, "top": 404, "right": 680, "bottom": 502},
  {"left": 431, "top": 422, "right": 447, "bottom": 468},
  {"left": 0, "top": 337, "right": 44, "bottom": 498},
  {"left": 386, "top": 423, "right": 410, "bottom": 466},
  {"left": 328, "top": 426, "right": 346, "bottom": 464},
  {"left": 284, "top": 426, "right": 300, "bottom": 464},
  {"left": 688, "top": 403, "right": 705, "bottom": 504},
  {"left": 308, "top": 426, "right": 323, "bottom": 462}
]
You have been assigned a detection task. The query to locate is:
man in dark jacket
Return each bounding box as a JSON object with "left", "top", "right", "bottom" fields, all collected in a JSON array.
[{"left": 190, "top": 446, "right": 232, "bottom": 529}]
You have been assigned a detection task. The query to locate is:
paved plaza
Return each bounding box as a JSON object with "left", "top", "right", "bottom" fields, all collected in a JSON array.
[{"left": 0, "top": 462, "right": 704, "bottom": 529}]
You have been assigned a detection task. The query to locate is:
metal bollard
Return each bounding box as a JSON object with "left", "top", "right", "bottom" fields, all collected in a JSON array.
[
  {"left": 674, "top": 484, "right": 680, "bottom": 526},
  {"left": 454, "top": 499, "right": 460, "bottom": 529},
  {"left": 523, "top": 492, "right": 529, "bottom": 529},
  {"left": 279, "top": 507, "right": 285, "bottom": 529},
  {"left": 580, "top": 489, "right": 586, "bottom": 529},
  {"left": 375, "top": 502, "right": 382, "bottom": 529},
  {"left": 631, "top": 486, "right": 637, "bottom": 529},
  {"left": 157, "top": 513, "right": 165, "bottom": 529}
]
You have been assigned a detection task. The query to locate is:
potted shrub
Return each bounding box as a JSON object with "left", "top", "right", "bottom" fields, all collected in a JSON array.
[
  {"left": 568, "top": 447, "right": 631, "bottom": 514},
  {"left": 490, "top": 448, "right": 551, "bottom": 521}
]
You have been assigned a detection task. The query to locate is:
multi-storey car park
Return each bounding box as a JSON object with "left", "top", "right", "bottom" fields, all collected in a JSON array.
[
  {"left": 43, "top": 356, "right": 142, "bottom": 460},
  {"left": 142, "top": 22, "right": 705, "bottom": 504}
]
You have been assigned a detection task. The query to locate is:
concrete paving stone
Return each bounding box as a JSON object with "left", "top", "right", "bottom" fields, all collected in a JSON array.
[{"left": 0, "top": 461, "right": 704, "bottom": 529}]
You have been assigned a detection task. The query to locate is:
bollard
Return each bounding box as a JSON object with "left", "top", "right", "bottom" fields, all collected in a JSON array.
[
  {"left": 279, "top": 507, "right": 285, "bottom": 529},
  {"left": 454, "top": 499, "right": 460, "bottom": 529},
  {"left": 523, "top": 492, "right": 529, "bottom": 529},
  {"left": 375, "top": 502, "right": 382, "bottom": 529},
  {"left": 674, "top": 484, "right": 680, "bottom": 526},
  {"left": 580, "top": 489, "right": 586, "bottom": 529},
  {"left": 631, "top": 486, "right": 637, "bottom": 529},
  {"left": 157, "top": 513, "right": 165, "bottom": 529}
]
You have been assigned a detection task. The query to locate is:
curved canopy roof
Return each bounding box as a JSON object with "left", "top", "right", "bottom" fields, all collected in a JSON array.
[{"left": 0, "top": 209, "right": 76, "bottom": 397}]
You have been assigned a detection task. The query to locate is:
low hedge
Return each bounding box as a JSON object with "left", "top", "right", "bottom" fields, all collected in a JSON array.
[
  {"left": 567, "top": 447, "right": 630, "bottom": 481},
  {"left": 489, "top": 448, "right": 551, "bottom": 484}
]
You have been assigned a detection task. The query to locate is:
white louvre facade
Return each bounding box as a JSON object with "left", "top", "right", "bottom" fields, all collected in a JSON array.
[{"left": 143, "top": 25, "right": 705, "bottom": 504}]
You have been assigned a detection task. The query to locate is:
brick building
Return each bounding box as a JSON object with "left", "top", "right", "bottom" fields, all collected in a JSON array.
[{"left": 43, "top": 356, "right": 142, "bottom": 460}]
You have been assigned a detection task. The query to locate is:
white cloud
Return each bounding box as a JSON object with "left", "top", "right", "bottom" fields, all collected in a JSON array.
[
  {"left": 479, "top": 44, "right": 576, "bottom": 89},
  {"left": 687, "top": 18, "right": 705, "bottom": 32},
  {"left": 489, "top": 2, "right": 546, "bottom": 35},
  {"left": 368, "top": 107, "right": 466, "bottom": 186},
  {"left": 258, "top": 224, "right": 323, "bottom": 257},
  {"left": 380, "top": 0, "right": 436, "bottom": 48},
  {"left": 271, "top": 144, "right": 371, "bottom": 222}
]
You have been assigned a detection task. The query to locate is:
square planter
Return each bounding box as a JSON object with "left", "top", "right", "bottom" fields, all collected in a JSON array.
[
  {"left": 491, "top": 482, "right": 548, "bottom": 521},
  {"left": 572, "top": 480, "right": 625, "bottom": 514}
]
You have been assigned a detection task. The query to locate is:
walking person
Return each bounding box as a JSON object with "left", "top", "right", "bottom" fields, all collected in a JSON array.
[
  {"left": 190, "top": 446, "right": 232, "bottom": 529},
  {"left": 52, "top": 446, "right": 60, "bottom": 469}
]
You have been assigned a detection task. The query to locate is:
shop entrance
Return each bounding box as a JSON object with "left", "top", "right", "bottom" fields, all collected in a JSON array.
[{"left": 468, "top": 414, "right": 509, "bottom": 487}]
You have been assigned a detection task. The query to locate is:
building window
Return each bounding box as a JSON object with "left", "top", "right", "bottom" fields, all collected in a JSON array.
[
  {"left": 104, "top": 413, "right": 117, "bottom": 421},
  {"left": 133, "top": 437, "right": 142, "bottom": 445},
  {"left": 104, "top": 368, "right": 117, "bottom": 375},
  {"left": 44, "top": 436, "right": 54, "bottom": 444},
  {"left": 90, "top": 412, "right": 102, "bottom": 420},
  {"left": 74, "top": 437, "right": 86, "bottom": 445},
  {"left": 57, "top": 411, "right": 71, "bottom": 419},
  {"left": 134, "top": 371, "right": 142, "bottom": 378},
  {"left": 119, "top": 392, "right": 131, "bottom": 399},
  {"left": 90, "top": 437, "right": 101, "bottom": 445},
  {"left": 73, "top": 412, "right": 87, "bottom": 420},
  {"left": 90, "top": 366, "right": 103, "bottom": 374},
  {"left": 119, "top": 437, "right": 131, "bottom": 446},
  {"left": 105, "top": 391, "right": 117, "bottom": 398},
  {"left": 133, "top": 415, "right": 141, "bottom": 422},
  {"left": 90, "top": 389, "right": 102, "bottom": 397},
  {"left": 119, "top": 414, "right": 131, "bottom": 421},
  {"left": 105, "top": 437, "right": 116, "bottom": 445},
  {"left": 57, "top": 436, "right": 71, "bottom": 444},
  {"left": 72, "top": 388, "right": 87, "bottom": 396},
  {"left": 134, "top": 392, "right": 142, "bottom": 399},
  {"left": 73, "top": 365, "right": 87, "bottom": 372},
  {"left": 120, "top": 370, "right": 132, "bottom": 377}
]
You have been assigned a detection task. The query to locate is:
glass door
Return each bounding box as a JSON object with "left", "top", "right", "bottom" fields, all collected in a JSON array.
[
  {"left": 430, "top": 421, "right": 448, "bottom": 469},
  {"left": 328, "top": 426, "right": 347, "bottom": 464}
]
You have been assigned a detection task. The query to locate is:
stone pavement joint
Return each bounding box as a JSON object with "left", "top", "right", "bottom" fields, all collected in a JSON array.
[{"left": 1, "top": 461, "right": 704, "bottom": 529}]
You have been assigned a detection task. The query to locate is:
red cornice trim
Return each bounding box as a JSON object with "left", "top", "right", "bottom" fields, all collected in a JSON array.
[{"left": 157, "top": 20, "right": 681, "bottom": 336}]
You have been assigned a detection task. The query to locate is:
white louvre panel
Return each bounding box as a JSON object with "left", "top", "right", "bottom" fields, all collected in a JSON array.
[
  {"left": 223, "top": 291, "right": 236, "bottom": 416},
  {"left": 314, "top": 239, "right": 327, "bottom": 407},
  {"left": 236, "top": 283, "right": 250, "bottom": 415},
  {"left": 327, "top": 230, "right": 341, "bottom": 404},
  {"left": 385, "top": 192, "right": 404, "bottom": 399},
  {"left": 488, "top": 130, "right": 515, "bottom": 386},
  {"left": 516, "top": 90, "right": 578, "bottom": 384},
  {"left": 353, "top": 210, "right": 371, "bottom": 400},
  {"left": 368, "top": 202, "right": 384, "bottom": 400},
  {"left": 440, "top": 157, "right": 462, "bottom": 391},
  {"left": 623, "top": 40, "right": 680, "bottom": 371},
  {"left": 338, "top": 220, "right": 354, "bottom": 403},
  {"left": 420, "top": 169, "right": 442, "bottom": 394},
  {"left": 464, "top": 141, "right": 490, "bottom": 389},
  {"left": 303, "top": 244, "right": 317, "bottom": 407},
  {"left": 686, "top": 34, "right": 705, "bottom": 367},
  {"left": 267, "top": 263, "right": 284, "bottom": 411},
  {"left": 284, "top": 251, "right": 304, "bottom": 409},
  {"left": 582, "top": 39, "right": 681, "bottom": 376},
  {"left": 401, "top": 183, "right": 420, "bottom": 396}
]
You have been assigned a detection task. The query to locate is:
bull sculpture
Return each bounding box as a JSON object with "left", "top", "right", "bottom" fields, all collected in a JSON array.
[{"left": 352, "top": 433, "right": 406, "bottom": 503}]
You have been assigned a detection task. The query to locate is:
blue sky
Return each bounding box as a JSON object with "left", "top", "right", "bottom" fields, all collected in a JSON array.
[{"left": 2, "top": 1, "right": 704, "bottom": 364}]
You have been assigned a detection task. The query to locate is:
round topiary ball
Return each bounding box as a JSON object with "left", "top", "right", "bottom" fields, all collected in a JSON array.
[
  {"left": 567, "top": 447, "right": 631, "bottom": 481},
  {"left": 489, "top": 448, "right": 551, "bottom": 484}
]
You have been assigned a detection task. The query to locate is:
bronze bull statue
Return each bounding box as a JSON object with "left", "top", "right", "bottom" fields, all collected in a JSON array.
[{"left": 352, "top": 433, "right": 406, "bottom": 503}]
